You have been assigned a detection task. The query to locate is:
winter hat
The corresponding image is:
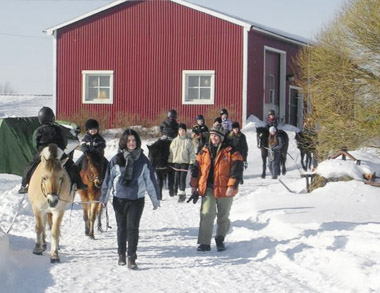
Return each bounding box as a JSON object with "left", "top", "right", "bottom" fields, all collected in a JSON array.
[
  {"left": 232, "top": 121, "right": 240, "bottom": 129},
  {"left": 85, "top": 119, "right": 99, "bottom": 130},
  {"left": 178, "top": 122, "right": 187, "bottom": 131},
  {"left": 209, "top": 124, "right": 225, "bottom": 141},
  {"left": 269, "top": 126, "right": 277, "bottom": 133},
  {"left": 220, "top": 108, "right": 228, "bottom": 116}
]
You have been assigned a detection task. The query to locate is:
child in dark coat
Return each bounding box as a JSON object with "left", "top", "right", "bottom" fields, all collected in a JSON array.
[
  {"left": 160, "top": 109, "right": 179, "bottom": 140},
  {"left": 227, "top": 121, "right": 248, "bottom": 169}
]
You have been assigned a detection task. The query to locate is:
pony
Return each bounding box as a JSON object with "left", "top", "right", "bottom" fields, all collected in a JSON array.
[
  {"left": 28, "top": 143, "right": 74, "bottom": 263},
  {"left": 147, "top": 138, "right": 175, "bottom": 200},
  {"left": 256, "top": 127, "right": 289, "bottom": 178},
  {"left": 295, "top": 131, "right": 317, "bottom": 171},
  {"left": 78, "top": 150, "right": 106, "bottom": 239}
]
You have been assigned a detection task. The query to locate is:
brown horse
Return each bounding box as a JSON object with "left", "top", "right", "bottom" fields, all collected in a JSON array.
[
  {"left": 28, "top": 144, "right": 74, "bottom": 263},
  {"left": 78, "top": 150, "right": 106, "bottom": 239}
]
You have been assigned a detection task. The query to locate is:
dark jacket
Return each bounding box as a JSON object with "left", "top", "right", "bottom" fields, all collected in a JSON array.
[
  {"left": 192, "top": 124, "right": 209, "bottom": 152},
  {"left": 80, "top": 133, "right": 106, "bottom": 154},
  {"left": 32, "top": 123, "right": 67, "bottom": 152},
  {"left": 227, "top": 131, "right": 248, "bottom": 161},
  {"left": 160, "top": 118, "right": 179, "bottom": 139},
  {"left": 100, "top": 151, "right": 160, "bottom": 208}
]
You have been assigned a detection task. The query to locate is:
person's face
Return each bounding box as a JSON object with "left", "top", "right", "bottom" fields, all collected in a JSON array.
[
  {"left": 89, "top": 128, "right": 98, "bottom": 135},
  {"left": 210, "top": 133, "right": 221, "bottom": 146},
  {"left": 127, "top": 135, "right": 137, "bottom": 151},
  {"left": 197, "top": 119, "right": 204, "bottom": 125},
  {"left": 232, "top": 128, "right": 239, "bottom": 134},
  {"left": 269, "top": 114, "right": 275, "bottom": 119},
  {"left": 178, "top": 128, "right": 186, "bottom": 136},
  {"left": 270, "top": 131, "right": 276, "bottom": 136},
  {"left": 221, "top": 114, "right": 227, "bottom": 120}
]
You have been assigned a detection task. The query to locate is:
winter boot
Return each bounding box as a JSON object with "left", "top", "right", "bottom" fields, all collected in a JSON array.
[
  {"left": 118, "top": 254, "right": 126, "bottom": 266},
  {"left": 65, "top": 160, "right": 88, "bottom": 190},
  {"left": 197, "top": 244, "right": 211, "bottom": 252},
  {"left": 215, "top": 236, "right": 226, "bottom": 252},
  {"left": 128, "top": 254, "right": 138, "bottom": 270},
  {"left": 178, "top": 191, "right": 186, "bottom": 203}
]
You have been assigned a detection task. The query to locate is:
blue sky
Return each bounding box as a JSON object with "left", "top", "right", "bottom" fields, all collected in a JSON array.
[{"left": 0, "top": 0, "right": 346, "bottom": 94}]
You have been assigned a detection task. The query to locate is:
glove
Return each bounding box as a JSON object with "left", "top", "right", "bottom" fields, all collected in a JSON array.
[
  {"left": 244, "top": 161, "right": 248, "bottom": 170},
  {"left": 187, "top": 191, "right": 199, "bottom": 204},
  {"left": 153, "top": 204, "right": 160, "bottom": 210}
]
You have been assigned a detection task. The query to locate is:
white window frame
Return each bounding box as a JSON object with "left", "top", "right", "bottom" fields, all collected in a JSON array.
[
  {"left": 182, "top": 70, "right": 215, "bottom": 105},
  {"left": 82, "top": 70, "right": 114, "bottom": 104}
]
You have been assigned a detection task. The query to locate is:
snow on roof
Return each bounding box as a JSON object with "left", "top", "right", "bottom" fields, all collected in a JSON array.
[{"left": 44, "top": 0, "right": 309, "bottom": 45}]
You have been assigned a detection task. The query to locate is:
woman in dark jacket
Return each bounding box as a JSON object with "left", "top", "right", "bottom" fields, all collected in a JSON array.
[{"left": 100, "top": 129, "right": 160, "bottom": 269}]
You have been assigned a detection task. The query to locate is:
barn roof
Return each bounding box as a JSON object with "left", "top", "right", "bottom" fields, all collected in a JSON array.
[{"left": 45, "top": 0, "right": 309, "bottom": 45}]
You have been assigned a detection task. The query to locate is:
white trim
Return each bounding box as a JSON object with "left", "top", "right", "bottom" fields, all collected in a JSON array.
[
  {"left": 182, "top": 70, "right": 215, "bottom": 105},
  {"left": 241, "top": 27, "right": 248, "bottom": 127},
  {"left": 52, "top": 31, "right": 57, "bottom": 115},
  {"left": 263, "top": 46, "right": 286, "bottom": 123},
  {"left": 251, "top": 26, "right": 308, "bottom": 46},
  {"left": 82, "top": 70, "right": 114, "bottom": 104}
]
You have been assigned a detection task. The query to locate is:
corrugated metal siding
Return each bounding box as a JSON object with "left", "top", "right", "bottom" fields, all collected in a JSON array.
[{"left": 56, "top": 0, "right": 243, "bottom": 128}]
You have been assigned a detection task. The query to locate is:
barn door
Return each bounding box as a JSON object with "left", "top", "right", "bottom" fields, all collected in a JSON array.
[{"left": 288, "top": 86, "right": 303, "bottom": 128}]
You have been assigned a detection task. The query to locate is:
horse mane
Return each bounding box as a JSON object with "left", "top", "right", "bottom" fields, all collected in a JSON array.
[
  {"left": 148, "top": 139, "right": 171, "bottom": 168},
  {"left": 40, "top": 144, "right": 61, "bottom": 172},
  {"left": 83, "top": 150, "right": 104, "bottom": 169}
]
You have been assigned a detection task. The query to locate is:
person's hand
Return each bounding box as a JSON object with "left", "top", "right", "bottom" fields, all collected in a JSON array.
[
  {"left": 187, "top": 191, "right": 199, "bottom": 204},
  {"left": 153, "top": 204, "right": 160, "bottom": 210},
  {"left": 101, "top": 202, "right": 107, "bottom": 208},
  {"left": 226, "top": 187, "right": 234, "bottom": 197},
  {"left": 244, "top": 161, "right": 248, "bottom": 169}
]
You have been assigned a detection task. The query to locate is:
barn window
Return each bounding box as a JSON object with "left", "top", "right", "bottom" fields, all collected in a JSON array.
[
  {"left": 182, "top": 70, "right": 215, "bottom": 105},
  {"left": 82, "top": 70, "right": 113, "bottom": 104}
]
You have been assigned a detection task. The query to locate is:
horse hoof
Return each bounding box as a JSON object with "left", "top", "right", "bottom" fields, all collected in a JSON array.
[
  {"left": 50, "top": 257, "right": 60, "bottom": 263},
  {"left": 33, "top": 246, "right": 43, "bottom": 255},
  {"left": 261, "top": 175, "right": 265, "bottom": 179},
  {"left": 42, "top": 243, "right": 47, "bottom": 251},
  {"left": 89, "top": 234, "right": 95, "bottom": 240}
]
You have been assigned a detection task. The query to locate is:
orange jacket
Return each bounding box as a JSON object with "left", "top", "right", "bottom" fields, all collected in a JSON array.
[{"left": 190, "top": 145, "right": 244, "bottom": 198}]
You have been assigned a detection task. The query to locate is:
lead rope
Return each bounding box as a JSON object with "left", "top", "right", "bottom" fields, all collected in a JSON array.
[{"left": 6, "top": 193, "right": 26, "bottom": 234}]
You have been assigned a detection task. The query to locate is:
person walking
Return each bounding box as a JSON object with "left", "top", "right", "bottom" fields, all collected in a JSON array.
[
  {"left": 100, "top": 129, "right": 160, "bottom": 269},
  {"left": 168, "top": 123, "right": 196, "bottom": 202},
  {"left": 268, "top": 126, "right": 284, "bottom": 179},
  {"left": 189, "top": 124, "right": 244, "bottom": 252},
  {"left": 160, "top": 109, "right": 179, "bottom": 140},
  {"left": 220, "top": 108, "right": 232, "bottom": 133},
  {"left": 227, "top": 121, "right": 248, "bottom": 170}
]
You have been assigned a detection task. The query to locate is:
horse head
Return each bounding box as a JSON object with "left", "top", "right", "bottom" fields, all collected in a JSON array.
[
  {"left": 148, "top": 139, "right": 171, "bottom": 169},
  {"left": 39, "top": 144, "right": 69, "bottom": 208},
  {"left": 83, "top": 150, "right": 104, "bottom": 189},
  {"left": 256, "top": 127, "right": 269, "bottom": 149}
]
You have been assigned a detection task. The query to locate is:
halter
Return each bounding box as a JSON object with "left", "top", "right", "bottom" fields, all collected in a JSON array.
[
  {"left": 85, "top": 162, "right": 103, "bottom": 188},
  {"left": 40, "top": 176, "right": 64, "bottom": 201}
]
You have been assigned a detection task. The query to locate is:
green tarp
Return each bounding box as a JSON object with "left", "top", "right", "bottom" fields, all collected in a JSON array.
[{"left": 0, "top": 117, "right": 79, "bottom": 176}]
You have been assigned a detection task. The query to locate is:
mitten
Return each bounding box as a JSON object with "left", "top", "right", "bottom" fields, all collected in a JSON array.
[{"left": 186, "top": 191, "right": 199, "bottom": 204}]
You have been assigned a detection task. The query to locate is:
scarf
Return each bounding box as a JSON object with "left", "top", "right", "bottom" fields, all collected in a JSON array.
[{"left": 121, "top": 148, "right": 142, "bottom": 186}]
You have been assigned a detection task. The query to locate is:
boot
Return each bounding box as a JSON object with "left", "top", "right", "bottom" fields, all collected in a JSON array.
[
  {"left": 177, "top": 191, "right": 186, "bottom": 203},
  {"left": 128, "top": 254, "right": 138, "bottom": 270},
  {"left": 118, "top": 254, "right": 126, "bottom": 266},
  {"left": 18, "top": 185, "right": 28, "bottom": 194},
  {"left": 66, "top": 161, "right": 88, "bottom": 190},
  {"left": 215, "top": 236, "right": 225, "bottom": 252},
  {"left": 196, "top": 244, "right": 211, "bottom": 252}
]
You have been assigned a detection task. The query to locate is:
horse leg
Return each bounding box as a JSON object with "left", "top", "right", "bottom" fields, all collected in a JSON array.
[
  {"left": 88, "top": 203, "right": 97, "bottom": 239},
  {"left": 50, "top": 212, "right": 64, "bottom": 263},
  {"left": 167, "top": 168, "right": 175, "bottom": 197},
  {"left": 261, "top": 149, "right": 267, "bottom": 178},
  {"left": 281, "top": 153, "right": 287, "bottom": 175},
  {"left": 81, "top": 193, "right": 90, "bottom": 236},
  {"left": 97, "top": 203, "right": 103, "bottom": 232},
  {"left": 33, "top": 213, "right": 46, "bottom": 255},
  {"left": 300, "top": 151, "right": 307, "bottom": 171},
  {"left": 157, "top": 171, "right": 164, "bottom": 200}
]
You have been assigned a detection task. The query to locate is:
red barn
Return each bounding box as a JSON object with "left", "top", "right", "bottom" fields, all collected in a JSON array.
[{"left": 46, "top": 0, "right": 308, "bottom": 129}]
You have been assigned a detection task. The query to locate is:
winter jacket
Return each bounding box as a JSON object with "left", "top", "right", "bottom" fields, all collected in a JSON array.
[
  {"left": 190, "top": 144, "right": 244, "bottom": 198},
  {"left": 168, "top": 135, "right": 195, "bottom": 164},
  {"left": 32, "top": 123, "right": 67, "bottom": 153},
  {"left": 100, "top": 151, "right": 160, "bottom": 208},
  {"left": 221, "top": 118, "right": 233, "bottom": 132},
  {"left": 227, "top": 131, "right": 248, "bottom": 161},
  {"left": 80, "top": 133, "right": 106, "bottom": 154},
  {"left": 160, "top": 118, "right": 179, "bottom": 139}
]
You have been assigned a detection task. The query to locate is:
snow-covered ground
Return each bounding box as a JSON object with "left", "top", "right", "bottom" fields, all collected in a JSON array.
[{"left": 1, "top": 96, "right": 380, "bottom": 292}]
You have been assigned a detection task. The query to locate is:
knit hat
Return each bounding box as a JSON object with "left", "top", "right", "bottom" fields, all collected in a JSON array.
[
  {"left": 178, "top": 122, "right": 187, "bottom": 131},
  {"left": 209, "top": 124, "right": 225, "bottom": 140},
  {"left": 269, "top": 126, "right": 277, "bottom": 133},
  {"left": 85, "top": 119, "right": 99, "bottom": 130},
  {"left": 232, "top": 121, "right": 240, "bottom": 129},
  {"left": 220, "top": 108, "right": 228, "bottom": 116}
]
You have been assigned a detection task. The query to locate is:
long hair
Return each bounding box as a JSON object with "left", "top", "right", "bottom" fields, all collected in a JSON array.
[{"left": 119, "top": 128, "right": 142, "bottom": 151}]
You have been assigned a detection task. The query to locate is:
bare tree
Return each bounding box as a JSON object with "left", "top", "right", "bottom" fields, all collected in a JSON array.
[
  {"left": 296, "top": 0, "right": 380, "bottom": 159},
  {"left": 0, "top": 82, "right": 16, "bottom": 94}
]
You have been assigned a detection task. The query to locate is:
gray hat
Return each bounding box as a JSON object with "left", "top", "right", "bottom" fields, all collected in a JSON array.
[{"left": 209, "top": 124, "right": 225, "bottom": 140}]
